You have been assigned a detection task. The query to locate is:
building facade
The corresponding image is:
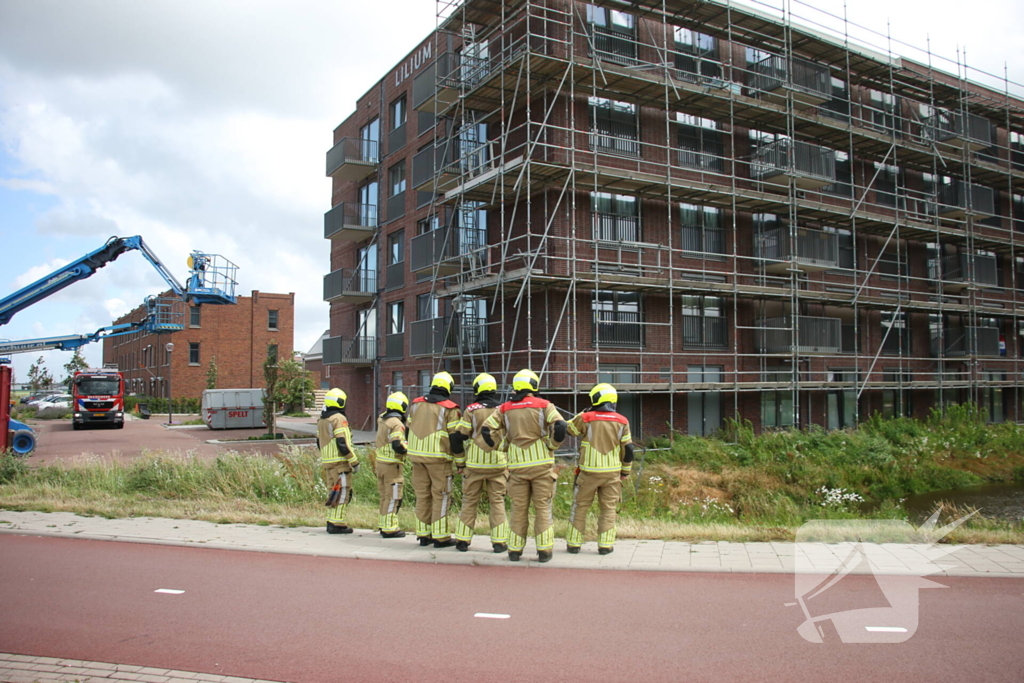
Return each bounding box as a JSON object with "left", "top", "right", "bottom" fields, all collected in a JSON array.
[
  {"left": 103, "top": 291, "right": 295, "bottom": 400},
  {"left": 324, "top": 0, "right": 1024, "bottom": 436}
]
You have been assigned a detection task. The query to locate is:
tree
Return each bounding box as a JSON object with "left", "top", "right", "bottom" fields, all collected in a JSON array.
[
  {"left": 206, "top": 355, "right": 219, "bottom": 390},
  {"left": 263, "top": 344, "right": 279, "bottom": 437},
  {"left": 62, "top": 349, "right": 89, "bottom": 389},
  {"left": 27, "top": 357, "right": 54, "bottom": 391},
  {"left": 273, "top": 354, "right": 316, "bottom": 415}
]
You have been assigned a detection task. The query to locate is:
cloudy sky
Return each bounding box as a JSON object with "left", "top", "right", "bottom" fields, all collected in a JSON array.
[{"left": 1, "top": 0, "right": 1021, "bottom": 384}]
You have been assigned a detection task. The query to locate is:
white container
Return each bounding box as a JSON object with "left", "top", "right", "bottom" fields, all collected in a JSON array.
[{"left": 202, "top": 389, "right": 266, "bottom": 430}]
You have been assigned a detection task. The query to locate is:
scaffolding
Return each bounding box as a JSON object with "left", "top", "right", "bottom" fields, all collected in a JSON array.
[{"left": 329, "top": 0, "right": 1024, "bottom": 434}]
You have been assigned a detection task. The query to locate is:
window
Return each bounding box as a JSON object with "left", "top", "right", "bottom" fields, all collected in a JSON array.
[
  {"left": 674, "top": 27, "right": 719, "bottom": 79},
  {"left": 592, "top": 192, "right": 639, "bottom": 242},
  {"left": 877, "top": 245, "right": 907, "bottom": 278},
  {"left": 586, "top": 4, "right": 637, "bottom": 64},
  {"left": 417, "top": 214, "right": 439, "bottom": 234},
  {"left": 681, "top": 297, "right": 726, "bottom": 349},
  {"left": 873, "top": 163, "right": 902, "bottom": 208},
  {"left": 980, "top": 372, "right": 1006, "bottom": 423},
  {"left": 593, "top": 291, "right": 642, "bottom": 347},
  {"left": 359, "top": 117, "right": 380, "bottom": 162},
  {"left": 392, "top": 371, "right": 404, "bottom": 391},
  {"left": 589, "top": 97, "right": 639, "bottom": 156},
  {"left": 268, "top": 310, "right": 279, "bottom": 330},
  {"left": 824, "top": 226, "right": 854, "bottom": 269},
  {"left": 389, "top": 161, "right": 406, "bottom": 197},
  {"left": 868, "top": 89, "right": 901, "bottom": 136},
  {"left": 827, "top": 369, "right": 858, "bottom": 430},
  {"left": 388, "top": 301, "right": 405, "bottom": 334},
  {"left": 881, "top": 311, "right": 910, "bottom": 355},
  {"left": 189, "top": 306, "right": 201, "bottom": 327},
  {"left": 358, "top": 181, "right": 379, "bottom": 225},
  {"left": 882, "top": 369, "right": 913, "bottom": 419},
  {"left": 455, "top": 121, "right": 489, "bottom": 174},
  {"left": 677, "top": 113, "right": 723, "bottom": 171},
  {"left": 1011, "top": 131, "right": 1024, "bottom": 171},
  {"left": 189, "top": 342, "right": 200, "bottom": 365},
  {"left": 679, "top": 203, "right": 723, "bottom": 254},
  {"left": 388, "top": 231, "right": 404, "bottom": 265},
  {"left": 418, "top": 369, "right": 431, "bottom": 396},
  {"left": 821, "top": 151, "right": 852, "bottom": 197},
  {"left": 819, "top": 77, "right": 850, "bottom": 122},
  {"left": 417, "top": 293, "right": 439, "bottom": 320},
  {"left": 762, "top": 367, "right": 794, "bottom": 428},
  {"left": 390, "top": 97, "right": 406, "bottom": 131},
  {"left": 687, "top": 366, "right": 722, "bottom": 436}
]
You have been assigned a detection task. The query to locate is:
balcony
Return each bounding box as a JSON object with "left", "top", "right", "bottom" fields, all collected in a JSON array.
[
  {"left": 590, "top": 26, "right": 639, "bottom": 66},
  {"left": 411, "top": 317, "right": 448, "bottom": 357},
  {"left": 326, "top": 137, "right": 378, "bottom": 182},
  {"left": 323, "top": 269, "right": 376, "bottom": 304},
  {"left": 594, "top": 311, "right": 644, "bottom": 348},
  {"left": 385, "top": 332, "right": 404, "bottom": 359},
  {"left": 751, "top": 139, "right": 836, "bottom": 190},
  {"left": 324, "top": 202, "right": 377, "bottom": 242},
  {"left": 938, "top": 326, "right": 1001, "bottom": 357},
  {"left": 413, "top": 52, "right": 457, "bottom": 113},
  {"left": 322, "top": 335, "right": 376, "bottom": 366},
  {"left": 410, "top": 227, "right": 486, "bottom": 275},
  {"left": 682, "top": 316, "right": 727, "bottom": 349},
  {"left": 935, "top": 180, "right": 996, "bottom": 220},
  {"left": 385, "top": 262, "right": 404, "bottom": 290},
  {"left": 922, "top": 109, "right": 993, "bottom": 151},
  {"left": 412, "top": 140, "right": 460, "bottom": 193},
  {"left": 448, "top": 316, "right": 488, "bottom": 355},
  {"left": 756, "top": 316, "right": 842, "bottom": 355},
  {"left": 748, "top": 53, "right": 831, "bottom": 108},
  {"left": 755, "top": 227, "right": 839, "bottom": 273},
  {"left": 939, "top": 253, "right": 1000, "bottom": 293}
]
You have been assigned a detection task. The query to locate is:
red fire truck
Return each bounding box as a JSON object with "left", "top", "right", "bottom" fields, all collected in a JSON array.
[{"left": 71, "top": 367, "right": 126, "bottom": 430}]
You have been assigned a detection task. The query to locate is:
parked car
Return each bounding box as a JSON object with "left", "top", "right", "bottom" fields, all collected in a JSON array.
[{"left": 35, "top": 394, "right": 72, "bottom": 410}]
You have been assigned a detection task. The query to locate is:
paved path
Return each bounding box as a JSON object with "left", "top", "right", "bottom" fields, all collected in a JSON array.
[{"left": 1, "top": 510, "right": 1022, "bottom": 578}]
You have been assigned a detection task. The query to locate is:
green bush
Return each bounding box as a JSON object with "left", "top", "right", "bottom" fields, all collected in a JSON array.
[
  {"left": 0, "top": 452, "right": 29, "bottom": 484},
  {"left": 125, "top": 395, "right": 201, "bottom": 414}
]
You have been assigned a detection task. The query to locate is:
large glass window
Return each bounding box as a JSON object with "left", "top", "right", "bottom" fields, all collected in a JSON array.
[
  {"left": 868, "top": 89, "right": 901, "bottom": 137},
  {"left": 388, "top": 230, "right": 404, "bottom": 265},
  {"left": 762, "top": 367, "right": 794, "bottom": 428},
  {"left": 390, "top": 97, "right": 406, "bottom": 131},
  {"left": 388, "top": 301, "right": 405, "bottom": 334},
  {"left": 681, "top": 296, "right": 726, "bottom": 349},
  {"left": 359, "top": 180, "right": 379, "bottom": 225},
  {"left": 417, "top": 293, "right": 439, "bottom": 320},
  {"left": 677, "top": 113, "right": 723, "bottom": 171},
  {"left": 819, "top": 77, "right": 850, "bottom": 122},
  {"left": 678, "top": 202, "right": 723, "bottom": 254},
  {"left": 593, "top": 291, "right": 643, "bottom": 347},
  {"left": 389, "top": 161, "right": 406, "bottom": 197},
  {"left": 687, "top": 366, "right": 722, "bottom": 436},
  {"left": 881, "top": 311, "right": 910, "bottom": 355},
  {"left": 827, "top": 369, "right": 858, "bottom": 430},
  {"left": 873, "top": 163, "right": 903, "bottom": 208},
  {"left": 592, "top": 192, "right": 640, "bottom": 242},
  {"left": 882, "top": 369, "right": 913, "bottom": 419},
  {"left": 674, "top": 27, "right": 719, "bottom": 79},
  {"left": 589, "top": 97, "right": 639, "bottom": 156},
  {"left": 359, "top": 117, "right": 380, "bottom": 162},
  {"left": 585, "top": 4, "right": 637, "bottom": 64}
]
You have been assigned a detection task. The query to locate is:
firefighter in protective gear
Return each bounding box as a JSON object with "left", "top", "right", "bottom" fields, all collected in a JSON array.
[
  {"left": 318, "top": 387, "right": 359, "bottom": 534},
  {"left": 565, "top": 383, "right": 634, "bottom": 555},
  {"left": 481, "top": 369, "right": 567, "bottom": 563},
  {"left": 451, "top": 373, "right": 509, "bottom": 553},
  {"left": 407, "top": 371, "right": 463, "bottom": 548},
  {"left": 375, "top": 391, "right": 410, "bottom": 538}
]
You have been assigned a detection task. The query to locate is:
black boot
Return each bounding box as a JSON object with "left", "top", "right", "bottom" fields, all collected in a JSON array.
[
  {"left": 537, "top": 550, "right": 553, "bottom": 563},
  {"left": 380, "top": 530, "right": 406, "bottom": 538},
  {"left": 508, "top": 550, "right": 522, "bottom": 562},
  {"left": 566, "top": 546, "right": 580, "bottom": 554},
  {"left": 418, "top": 536, "right": 433, "bottom": 546},
  {"left": 456, "top": 541, "right": 470, "bottom": 552},
  {"left": 326, "top": 522, "right": 352, "bottom": 535},
  {"left": 433, "top": 538, "right": 457, "bottom": 548},
  {"left": 598, "top": 546, "right": 614, "bottom": 555},
  {"left": 492, "top": 543, "right": 508, "bottom": 553}
]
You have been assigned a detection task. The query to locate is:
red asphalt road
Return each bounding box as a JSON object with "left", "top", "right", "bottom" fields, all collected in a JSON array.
[{"left": 0, "top": 535, "right": 1022, "bottom": 683}]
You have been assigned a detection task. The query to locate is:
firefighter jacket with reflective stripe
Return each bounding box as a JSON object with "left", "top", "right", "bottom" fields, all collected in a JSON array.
[
  {"left": 375, "top": 413, "right": 407, "bottom": 464},
  {"left": 482, "top": 396, "right": 563, "bottom": 469},
  {"left": 454, "top": 402, "right": 505, "bottom": 470},
  {"left": 567, "top": 410, "right": 633, "bottom": 474},
  {"left": 318, "top": 410, "right": 357, "bottom": 467},
  {"left": 407, "top": 396, "right": 461, "bottom": 463}
]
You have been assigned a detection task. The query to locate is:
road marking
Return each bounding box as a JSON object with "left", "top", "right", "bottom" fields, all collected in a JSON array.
[
  {"left": 474, "top": 613, "right": 510, "bottom": 619},
  {"left": 865, "top": 627, "right": 908, "bottom": 633},
  {"left": 154, "top": 589, "right": 185, "bottom": 594}
]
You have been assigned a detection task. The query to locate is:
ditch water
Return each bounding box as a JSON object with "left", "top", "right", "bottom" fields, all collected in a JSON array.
[{"left": 900, "top": 482, "right": 1024, "bottom": 523}]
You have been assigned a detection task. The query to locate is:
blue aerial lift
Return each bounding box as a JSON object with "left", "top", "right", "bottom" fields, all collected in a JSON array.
[{"left": 1, "top": 236, "right": 239, "bottom": 454}]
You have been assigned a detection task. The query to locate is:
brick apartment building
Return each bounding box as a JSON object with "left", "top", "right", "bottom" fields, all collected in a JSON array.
[
  {"left": 103, "top": 291, "right": 295, "bottom": 400},
  {"left": 323, "top": 0, "right": 1024, "bottom": 436}
]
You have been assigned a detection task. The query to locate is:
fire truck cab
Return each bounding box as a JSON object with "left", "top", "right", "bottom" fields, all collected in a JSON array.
[{"left": 72, "top": 367, "right": 125, "bottom": 430}]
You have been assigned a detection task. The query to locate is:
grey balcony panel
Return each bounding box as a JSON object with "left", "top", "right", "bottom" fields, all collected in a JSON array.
[
  {"left": 682, "top": 315, "right": 727, "bottom": 349},
  {"left": 388, "top": 124, "right": 407, "bottom": 155},
  {"left": 940, "top": 253, "right": 1000, "bottom": 292},
  {"left": 942, "top": 326, "right": 1001, "bottom": 357},
  {"left": 922, "top": 110, "right": 994, "bottom": 151},
  {"left": 322, "top": 335, "right": 342, "bottom": 365},
  {"left": 756, "top": 316, "right": 842, "bottom": 354},
  {"left": 323, "top": 268, "right": 377, "bottom": 303},
  {"left": 386, "top": 192, "right": 406, "bottom": 222},
  {"left": 385, "top": 332, "right": 404, "bottom": 359},
  {"left": 936, "top": 181, "right": 996, "bottom": 219},
  {"left": 748, "top": 53, "right": 830, "bottom": 108},
  {"left": 324, "top": 202, "right": 378, "bottom": 241},
  {"left": 756, "top": 227, "right": 839, "bottom": 273},
  {"left": 411, "top": 227, "right": 486, "bottom": 275},
  {"left": 326, "top": 137, "right": 379, "bottom": 181},
  {"left": 751, "top": 139, "right": 836, "bottom": 189},
  {"left": 412, "top": 141, "right": 460, "bottom": 192},
  {"left": 411, "top": 317, "right": 448, "bottom": 357},
  {"left": 413, "top": 53, "right": 458, "bottom": 112},
  {"left": 322, "top": 335, "right": 375, "bottom": 366},
  {"left": 385, "top": 262, "right": 405, "bottom": 290}
]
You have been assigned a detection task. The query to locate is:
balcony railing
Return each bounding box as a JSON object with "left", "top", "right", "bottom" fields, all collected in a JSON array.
[
  {"left": 324, "top": 202, "right": 377, "bottom": 241},
  {"left": 448, "top": 315, "right": 488, "bottom": 355},
  {"left": 412, "top": 139, "right": 460, "bottom": 192},
  {"left": 935, "top": 180, "right": 996, "bottom": 219},
  {"left": 938, "top": 326, "right": 1001, "bottom": 357},
  {"left": 755, "top": 227, "right": 839, "bottom": 273},
  {"left": 748, "top": 53, "right": 831, "bottom": 107},
  {"left": 326, "top": 137, "right": 379, "bottom": 181},
  {"left": 594, "top": 213, "right": 640, "bottom": 243},
  {"left": 751, "top": 139, "right": 836, "bottom": 189},
  {"left": 594, "top": 310, "right": 644, "bottom": 348},
  {"left": 756, "top": 316, "right": 842, "bottom": 354},
  {"left": 411, "top": 317, "right": 448, "bottom": 357},
  {"left": 921, "top": 109, "right": 993, "bottom": 151},
  {"left": 591, "top": 119, "right": 640, "bottom": 157},
  {"left": 413, "top": 52, "right": 457, "bottom": 112},
  {"left": 590, "top": 26, "right": 638, "bottom": 66},
  {"left": 322, "top": 335, "right": 376, "bottom": 366},
  {"left": 385, "top": 332, "right": 404, "bottom": 359},
  {"left": 940, "top": 253, "right": 999, "bottom": 292},
  {"left": 323, "top": 268, "right": 376, "bottom": 303},
  {"left": 682, "top": 315, "right": 727, "bottom": 349},
  {"left": 410, "top": 227, "right": 486, "bottom": 275}
]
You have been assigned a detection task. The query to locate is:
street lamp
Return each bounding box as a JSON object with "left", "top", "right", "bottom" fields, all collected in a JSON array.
[{"left": 165, "top": 342, "right": 174, "bottom": 425}]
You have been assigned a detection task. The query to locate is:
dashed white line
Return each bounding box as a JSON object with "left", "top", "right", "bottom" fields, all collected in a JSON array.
[
  {"left": 474, "top": 613, "right": 510, "bottom": 619},
  {"left": 154, "top": 589, "right": 185, "bottom": 594},
  {"left": 865, "top": 627, "right": 908, "bottom": 633}
]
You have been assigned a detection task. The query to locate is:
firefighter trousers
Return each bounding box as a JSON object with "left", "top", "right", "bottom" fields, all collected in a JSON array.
[
  {"left": 566, "top": 470, "right": 622, "bottom": 549},
  {"left": 453, "top": 467, "right": 509, "bottom": 545},
  {"left": 411, "top": 459, "right": 453, "bottom": 540},
  {"left": 321, "top": 461, "right": 354, "bottom": 526},
  {"left": 507, "top": 464, "right": 557, "bottom": 553},
  {"left": 375, "top": 461, "right": 404, "bottom": 533}
]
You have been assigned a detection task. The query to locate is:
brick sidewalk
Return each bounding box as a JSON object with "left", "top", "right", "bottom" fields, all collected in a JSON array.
[{"left": 0, "top": 653, "right": 290, "bottom": 683}]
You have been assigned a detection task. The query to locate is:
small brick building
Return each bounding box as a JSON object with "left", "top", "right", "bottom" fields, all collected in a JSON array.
[{"left": 103, "top": 291, "right": 295, "bottom": 400}]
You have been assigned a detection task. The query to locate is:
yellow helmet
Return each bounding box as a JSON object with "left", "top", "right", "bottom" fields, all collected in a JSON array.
[
  {"left": 512, "top": 369, "right": 540, "bottom": 392},
  {"left": 430, "top": 371, "right": 455, "bottom": 393},
  {"left": 472, "top": 372, "right": 497, "bottom": 394},
  {"left": 385, "top": 391, "right": 409, "bottom": 413},
  {"left": 589, "top": 383, "right": 617, "bottom": 407},
  {"left": 324, "top": 387, "right": 347, "bottom": 409}
]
